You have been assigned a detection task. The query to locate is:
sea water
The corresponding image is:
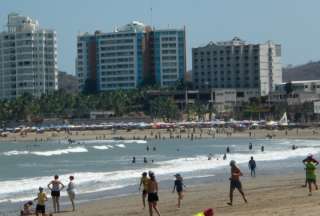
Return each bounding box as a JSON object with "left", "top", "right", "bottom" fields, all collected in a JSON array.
[{"left": 0, "top": 138, "right": 319, "bottom": 214}]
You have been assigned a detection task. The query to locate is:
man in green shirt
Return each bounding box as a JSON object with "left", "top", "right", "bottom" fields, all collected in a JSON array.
[{"left": 304, "top": 160, "right": 318, "bottom": 196}]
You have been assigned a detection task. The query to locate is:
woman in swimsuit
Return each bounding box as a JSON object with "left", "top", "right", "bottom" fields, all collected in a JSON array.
[{"left": 47, "top": 175, "right": 64, "bottom": 213}]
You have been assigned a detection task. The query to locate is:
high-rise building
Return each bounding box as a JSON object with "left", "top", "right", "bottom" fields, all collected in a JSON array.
[
  {"left": 76, "top": 21, "right": 186, "bottom": 92},
  {"left": 192, "top": 37, "right": 282, "bottom": 96},
  {"left": 0, "top": 13, "right": 58, "bottom": 99}
]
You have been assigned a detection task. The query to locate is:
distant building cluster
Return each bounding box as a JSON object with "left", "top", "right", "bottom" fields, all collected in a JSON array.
[{"left": 3, "top": 12, "right": 320, "bottom": 111}]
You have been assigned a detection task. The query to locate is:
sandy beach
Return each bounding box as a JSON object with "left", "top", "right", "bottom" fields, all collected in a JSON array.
[
  {"left": 54, "top": 173, "right": 320, "bottom": 216},
  {"left": 1, "top": 128, "right": 320, "bottom": 142}
]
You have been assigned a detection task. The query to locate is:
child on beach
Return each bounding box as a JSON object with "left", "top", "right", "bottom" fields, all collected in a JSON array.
[
  {"left": 34, "top": 187, "right": 48, "bottom": 216},
  {"left": 172, "top": 173, "right": 186, "bottom": 209},
  {"left": 304, "top": 159, "right": 318, "bottom": 196},
  {"left": 47, "top": 175, "right": 64, "bottom": 213},
  {"left": 227, "top": 160, "right": 248, "bottom": 206},
  {"left": 67, "top": 176, "right": 76, "bottom": 211},
  {"left": 302, "top": 154, "right": 319, "bottom": 187},
  {"left": 248, "top": 156, "right": 256, "bottom": 177},
  {"left": 139, "top": 172, "right": 149, "bottom": 209},
  {"left": 147, "top": 171, "right": 161, "bottom": 216},
  {"left": 20, "top": 201, "right": 34, "bottom": 216}
]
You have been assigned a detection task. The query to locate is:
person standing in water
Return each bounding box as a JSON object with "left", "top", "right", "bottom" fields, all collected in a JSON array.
[
  {"left": 132, "top": 156, "right": 136, "bottom": 164},
  {"left": 67, "top": 176, "right": 76, "bottom": 211},
  {"left": 248, "top": 157, "right": 256, "bottom": 177},
  {"left": 227, "top": 160, "right": 248, "bottom": 206},
  {"left": 47, "top": 175, "right": 64, "bottom": 213},
  {"left": 172, "top": 173, "right": 186, "bottom": 209},
  {"left": 261, "top": 145, "right": 264, "bottom": 152},
  {"left": 249, "top": 143, "right": 253, "bottom": 150},
  {"left": 303, "top": 159, "right": 318, "bottom": 196},
  {"left": 226, "top": 147, "right": 230, "bottom": 153},
  {"left": 139, "top": 172, "right": 149, "bottom": 209},
  {"left": 147, "top": 172, "right": 161, "bottom": 216}
]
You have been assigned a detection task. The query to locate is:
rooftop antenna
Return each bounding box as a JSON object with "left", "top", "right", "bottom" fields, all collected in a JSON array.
[{"left": 150, "top": 0, "right": 153, "bottom": 28}]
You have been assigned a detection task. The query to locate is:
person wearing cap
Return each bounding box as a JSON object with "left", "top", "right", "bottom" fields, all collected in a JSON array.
[
  {"left": 172, "top": 173, "right": 186, "bottom": 209},
  {"left": 34, "top": 187, "right": 48, "bottom": 216},
  {"left": 227, "top": 160, "right": 247, "bottom": 206},
  {"left": 302, "top": 154, "right": 319, "bottom": 187},
  {"left": 139, "top": 172, "right": 149, "bottom": 209},
  {"left": 147, "top": 171, "right": 161, "bottom": 216}
]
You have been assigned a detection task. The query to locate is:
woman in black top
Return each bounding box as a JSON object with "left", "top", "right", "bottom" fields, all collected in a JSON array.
[{"left": 172, "top": 173, "right": 185, "bottom": 209}]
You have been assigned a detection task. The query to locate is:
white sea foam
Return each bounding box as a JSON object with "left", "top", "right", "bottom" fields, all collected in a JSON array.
[
  {"left": 92, "top": 145, "right": 110, "bottom": 150},
  {"left": 2, "top": 147, "right": 88, "bottom": 157},
  {"left": 116, "top": 144, "right": 126, "bottom": 148}
]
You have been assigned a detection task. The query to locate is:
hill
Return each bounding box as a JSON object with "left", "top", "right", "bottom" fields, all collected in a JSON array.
[
  {"left": 283, "top": 61, "right": 320, "bottom": 82},
  {"left": 58, "top": 71, "right": 79, "bottom": 94}
]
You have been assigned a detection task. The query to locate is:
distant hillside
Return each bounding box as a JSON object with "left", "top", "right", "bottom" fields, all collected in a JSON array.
[
  {"left": 58, "top": 71, "right": 79, "bottom": 94},
  {"left": 283, "top": 61, "right": 320, "bottom": 82}
]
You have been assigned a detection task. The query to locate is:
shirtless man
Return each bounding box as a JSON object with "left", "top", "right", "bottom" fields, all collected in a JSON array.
[
  {"left": 227, "top": 160, "right": 247, "bottom": 206},
  {"left": 147, "top": 172, "right": 161, "bottom": 216},
  {"left": 48, "top": 175, "right": 64, "bottom": 213}
]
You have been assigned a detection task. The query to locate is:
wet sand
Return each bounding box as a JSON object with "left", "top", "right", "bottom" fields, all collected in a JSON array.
[{"left": 56, "top": 173, "right": 320, "bottom": 216}]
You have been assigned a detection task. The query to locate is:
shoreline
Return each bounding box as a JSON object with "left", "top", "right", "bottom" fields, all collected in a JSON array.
[
  {"left": 1, "top": 128, "right": 320, "bottom": 143},
  {"left": 54, "top": 173, "right": 320, "bottom": 216}
]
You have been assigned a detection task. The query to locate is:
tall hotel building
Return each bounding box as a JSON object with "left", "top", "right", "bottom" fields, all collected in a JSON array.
[
  {"left": 76, "top": 21, "right": 186, "bottom": 91},
  {"left": 0, "top": 13, "right": 58, "bottom": 99},
  {"left": 192, "top": 37, "right": 282, "bottom": 96}
]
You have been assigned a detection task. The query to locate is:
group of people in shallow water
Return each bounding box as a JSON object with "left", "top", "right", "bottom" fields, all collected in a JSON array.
[{"left": 20, "top": 175, "right": 75, "bottom": 216}]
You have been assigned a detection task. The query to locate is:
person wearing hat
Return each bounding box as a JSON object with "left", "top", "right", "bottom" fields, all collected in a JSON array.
[
  {"left": 34, "top": 187, "right": 48, "bottom": 216},
  {"left": 228, "top": 160, "right": 247, "bottom": 206},
  {"left": 172, "top": 173, "right": 186, "bottom": 209},
  {"left": 302, "top": 154, "right": 319, "bottom": 187}
]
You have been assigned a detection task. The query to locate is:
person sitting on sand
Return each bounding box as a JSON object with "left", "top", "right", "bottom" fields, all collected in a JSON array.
[
  {"left": 227, "top": 160, "right": 248, "bottom": 206},
  {"left": 303, "top": 159, "right": 318, "bottom": 196},
  {"left": 147, "top": 172, "right": 161, "bottom": 216},
  {"left": 47, "top": 175, "right": 64, "bottom": 213},
  {"left": 172, "top": 173, "right": 186, "bottom": 209},
  {"left": 20, "top": 201, "right": 34, "bottom": 216},
  {"left": 34, "top": 187, "right": 47, "bottom": 216},
  {"left": 139, "top": 172, "right": 149, "bottom": 209},
  {"left": 67, "top": 176, "right": 76, "bottom": 211},
  {"left": 302, "top": 154, "right": 319, "bottom": 187}
]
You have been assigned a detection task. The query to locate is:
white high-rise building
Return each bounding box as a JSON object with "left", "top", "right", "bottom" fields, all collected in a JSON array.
[
  {"left": 192, "top": 37, "right": 282, "bottom": 96},
  {"left": 0, "top": 13, "right": 58, "bottom": 99}
]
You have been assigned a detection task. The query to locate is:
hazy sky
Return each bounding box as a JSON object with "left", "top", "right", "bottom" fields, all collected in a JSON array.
[{"left": 1, "top": 0, "right": 320, "bottom": 74}]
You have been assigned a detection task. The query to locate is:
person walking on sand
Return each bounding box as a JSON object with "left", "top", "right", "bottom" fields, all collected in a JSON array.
[
  {"left": 139, "top": 172, "right": 149, "bottom": 209},
  {"left": 302, "top": 154, "right": 319, "bottom": 187},
  {"left": 34, "top": 187, "right": 48, "bottom": 216},
  {"left": 147, "top": 172, "right": 161, "bottom": 216},
  {"left": 67, "top": 176, "right": 76, "bottom": 211},
  {"left": 48, "top": 175, "right": 64, "bottom": 213},
  {"left": 227, "top": 160, "right": 248, "bottom": 206},
  {"left": 248, "top": 156, "right": 256, "bottom": 177},
  {"left": 303, "top": 158, "right": 318, "bottom": 195},
  {"left": 172, "top": 173, "right": 186, "bottom": 209}
]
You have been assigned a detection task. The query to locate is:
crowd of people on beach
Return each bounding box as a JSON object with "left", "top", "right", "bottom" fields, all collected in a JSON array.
[
  {"left": 20, "top": 175, "right": 75, "bottom": 216},
  {"left": 18, "top": 138, "right": 319, "bottom": 216}
]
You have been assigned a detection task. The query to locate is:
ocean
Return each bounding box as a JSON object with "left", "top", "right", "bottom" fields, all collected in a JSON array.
[{"left": 0, "top": 137, "right": 319, "bottom": 215}]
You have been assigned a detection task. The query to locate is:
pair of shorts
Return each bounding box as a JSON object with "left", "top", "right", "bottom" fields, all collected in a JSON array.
[
  {"left": 230, "top": 180, "right": 242, "bottom": 190},
  {"left": 51, "top": 191, "right": 60, "bottom": 197},
  {"left": 148, "top": 192, "right": 159, "bottom": 202},
  {"left": 142, "top": 190, "right": 148, "bottom": 196},
  {"left": 36, "top": 204, "right": 45, "bottom": 214},
  {"left": 307, "top": 178, "right": 316, "bottom": 183}
]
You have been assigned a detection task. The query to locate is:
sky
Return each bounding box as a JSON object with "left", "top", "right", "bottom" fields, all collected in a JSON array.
[{"left": 1, "top": 0, "right": 320, "bottom": 75}]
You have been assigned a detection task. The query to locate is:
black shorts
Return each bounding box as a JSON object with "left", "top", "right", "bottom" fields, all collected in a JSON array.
[
  {"left": 148, "top": 192, "right": 159, "bottom": 202},
  {"left": 230, "top": 180, "right": 242, "bottom": 190},
  {"left": 36, "top": 204, "right": 45, "bottom": 214},
  {"left": 51, "top": 191, "right": 60, "bottom": 197},
  {"left": 142, "top": 190, "right": 148, "bottom": 195},
  {"left": 307, "top": 178, "right": 316, "bottom": 183}
]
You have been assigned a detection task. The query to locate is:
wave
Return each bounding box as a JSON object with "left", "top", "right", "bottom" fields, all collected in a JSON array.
[
  {"left": 92, "top": 145, "right": 110, "bottom": 150},
  {"left": 2, "top": 147, "right": 88, "bottom": 157},
  {"left": 116, "top": 144, "right": 126, "bottom": 148},
  {"left": 78, "top": 139, "right": 146, "bottom": 144}
]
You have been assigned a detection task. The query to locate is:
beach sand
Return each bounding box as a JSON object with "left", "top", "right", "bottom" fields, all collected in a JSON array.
[
  {"left": 56, "top": 173, "right": 320, "bottom": 216},
  {"left": 1, "top": 128, "right": 320, "bottom": 142}
]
